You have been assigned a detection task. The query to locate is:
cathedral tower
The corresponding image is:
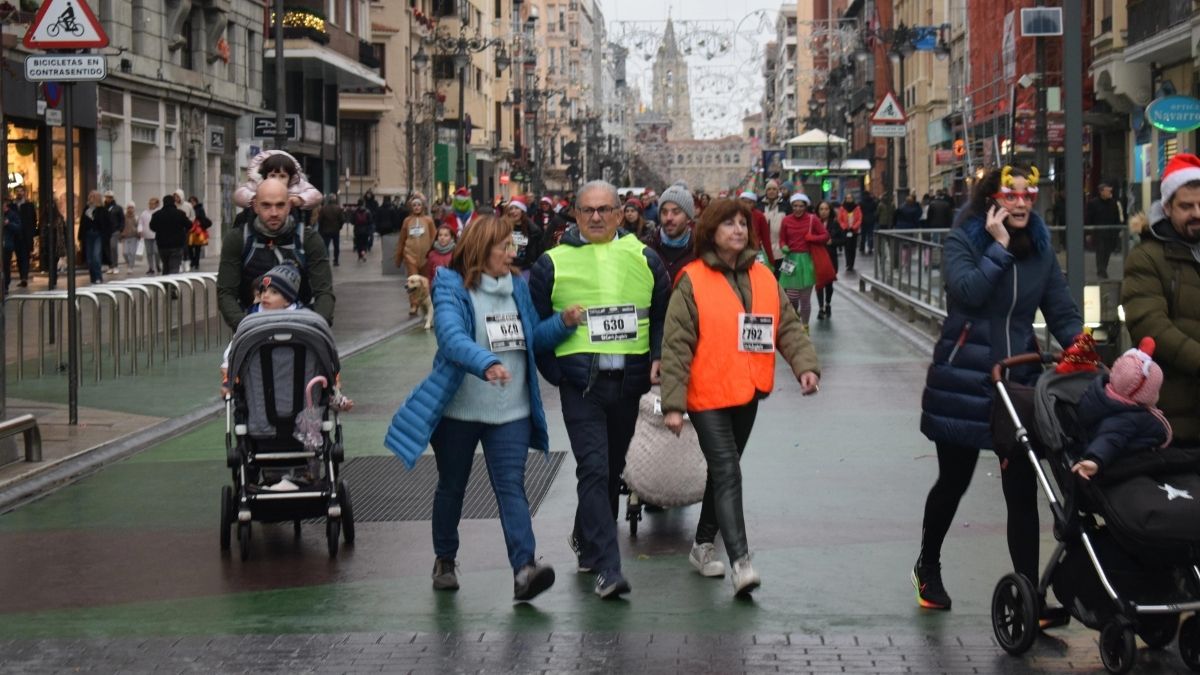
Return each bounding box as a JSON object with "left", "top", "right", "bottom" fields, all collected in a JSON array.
[{"left": 651, "top": 19, "right": 693, "bottom": 141}]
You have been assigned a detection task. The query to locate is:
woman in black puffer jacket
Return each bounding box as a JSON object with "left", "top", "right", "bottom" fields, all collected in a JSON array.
[{"left": 913, "top": 165, "right": 1082, "bottom": 614}]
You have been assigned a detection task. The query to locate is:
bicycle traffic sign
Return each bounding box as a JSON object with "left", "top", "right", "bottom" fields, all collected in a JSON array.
[{"left": 23, "top": 0, "right": 109, "bottom": 50}]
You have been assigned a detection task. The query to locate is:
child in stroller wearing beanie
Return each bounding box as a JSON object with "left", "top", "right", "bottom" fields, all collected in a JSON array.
[
  {"left": 219, "top": 262, "right": 353, "bottom": 412},
  {"left": 1071, "top": 337, "right": 1172, "bottom": 480}
]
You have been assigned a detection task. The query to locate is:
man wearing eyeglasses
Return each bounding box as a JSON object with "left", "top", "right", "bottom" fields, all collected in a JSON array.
[{"left": 529, "top": 179, "right": 672, "bottom": 600}]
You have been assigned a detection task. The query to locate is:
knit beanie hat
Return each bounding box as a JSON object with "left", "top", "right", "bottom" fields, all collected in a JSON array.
[
  {"left": 258, "top": 262, "right": 301, "bottom": 304},
  {"left": 1160, "top": 153, "right": 1200, "bottom": 207},
  {"left": 1107, "top": 337, "right": 1164, "bottom": 406},
  {"left": 659, "top": 182, "right": 695, "bottom": 220}
]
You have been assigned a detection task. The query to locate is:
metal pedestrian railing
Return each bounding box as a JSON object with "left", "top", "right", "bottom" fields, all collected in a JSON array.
[
  {"left": 861, "top": 224, "right": 1133, "bottom": 337},
  {"left": 5, "top": 272, "right": 229, "bottom": 384}
]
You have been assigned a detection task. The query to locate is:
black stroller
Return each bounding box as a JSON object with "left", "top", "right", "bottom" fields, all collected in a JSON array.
[
  {"left": 990, "top": 352, "right": 1200, "bottom": 673},
  {"left": 219, "top": 310, "right": 355, "bottom": 561}
]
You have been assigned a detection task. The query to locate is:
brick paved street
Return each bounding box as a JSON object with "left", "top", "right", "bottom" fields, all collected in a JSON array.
[{"left": 0, "top": 257, "right": 1193, "bottom": 674}]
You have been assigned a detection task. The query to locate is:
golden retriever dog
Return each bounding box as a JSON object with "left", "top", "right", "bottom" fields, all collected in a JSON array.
[{"left": 406, "top": 274, "right": 434, "bottom": 330}]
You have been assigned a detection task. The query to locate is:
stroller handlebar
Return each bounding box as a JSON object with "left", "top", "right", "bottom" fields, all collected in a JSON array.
[{"left": 990, "top": 352, "right": 1060, "bottom": 384}]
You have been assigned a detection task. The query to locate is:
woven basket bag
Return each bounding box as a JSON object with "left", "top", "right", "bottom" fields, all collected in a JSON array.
[{"left": 621, "top": 389, "right": 707, "bottom": 507}]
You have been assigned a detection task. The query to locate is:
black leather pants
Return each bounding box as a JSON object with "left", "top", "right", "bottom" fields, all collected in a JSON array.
[{"left": 691, "top": 401, "right": 759, "bottom": 562}]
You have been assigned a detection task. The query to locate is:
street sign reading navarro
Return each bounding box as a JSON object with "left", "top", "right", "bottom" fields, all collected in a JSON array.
[
  {"left": 25, "top": 54, "right": 107, "bottom": 82},
  {"left": 1145, "top": 95, "right": 1200, "bottom": 134},
  {"left": 871, "top": 92, "right": 907, "bottom": 124},
  {"left": 23, "top": 0, "right": 109, "bottom": 50}
]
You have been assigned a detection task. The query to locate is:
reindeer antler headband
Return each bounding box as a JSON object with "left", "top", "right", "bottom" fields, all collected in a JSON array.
[{"left": 999, "top": 165, "right": 1040, "bottom": 194}]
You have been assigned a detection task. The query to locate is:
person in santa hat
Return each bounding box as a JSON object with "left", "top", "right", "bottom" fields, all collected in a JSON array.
[
  {"left": 1123, "top": 152, "right": 1200, "bottom": 449},
  {"left": 443, "top": 187, "right": 479, "bottom": 237},
  {"left": 913, "top": 164, "right": 1082, "bottom": 617},
  {"left": 500, "top": 195, "right": 543, "bottom": 278},
  {"left": 534, "top": 196, "right": 566, "bottom": 250}
]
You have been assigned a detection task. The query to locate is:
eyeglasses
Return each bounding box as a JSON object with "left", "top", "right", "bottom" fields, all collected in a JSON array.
[
  {"left": 578, "top": 206, "right": 616, "bottom": 219},
  {"left": 993, "top": 191, "right": 1037, "bottom": 205}
]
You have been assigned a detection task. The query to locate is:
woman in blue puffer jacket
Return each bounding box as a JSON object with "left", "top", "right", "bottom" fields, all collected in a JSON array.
[
  {"left": 912, "top": 165, "right": 1082, "bottom": 613},
  {"left": 385, "top": 215, "right": 583, "bottom": 603}
]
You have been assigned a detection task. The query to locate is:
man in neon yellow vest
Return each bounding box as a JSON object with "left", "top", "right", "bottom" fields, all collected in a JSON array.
[{"left": 530, "top": 179, "right": 672, "bottom": 599}]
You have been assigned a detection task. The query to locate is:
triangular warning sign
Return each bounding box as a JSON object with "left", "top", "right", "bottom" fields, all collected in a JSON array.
[
  {"left": 23, "top": 0, "right": 109, "bottom": 50},
  {"left": 871, "top": 92, "right": 907, "bottom": 124}
]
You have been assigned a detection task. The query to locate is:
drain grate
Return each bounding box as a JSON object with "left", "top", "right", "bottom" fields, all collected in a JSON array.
[{"left": 333, "top": 453, "right": 565, "bottom": 522}]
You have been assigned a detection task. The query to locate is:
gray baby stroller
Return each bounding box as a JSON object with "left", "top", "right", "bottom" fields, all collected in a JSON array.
[
  {"left": 219, "top": 309, "right": 355, "bottom": 560},
  {"left": 990, "top": 352, "right": 1200, "bottom": 673}
]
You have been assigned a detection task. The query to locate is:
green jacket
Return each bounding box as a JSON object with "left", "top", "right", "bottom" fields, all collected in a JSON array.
[
  {"left": 217, "top": 219, "right": 335, "bottom": 330},
  {"left": 1121, "top": 220, "right": 1200, "bottom": 443},
  {"left": 660, "top": 248, "right": 821, "bottom": 414}
]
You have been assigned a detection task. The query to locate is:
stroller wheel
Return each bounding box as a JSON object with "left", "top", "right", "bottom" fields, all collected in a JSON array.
[
  {"left": 1137, "top": 613, "right": 1179, "bottom": 650},
  {"left": 1099, "top": 619, "right": 1136, "bottom": 674},
  {"left": 1180, "top": 615, "right": 1200, "bottom": 671},
  {"left": 326, "top": 518, "right": 341, "bottom": 558},
  {"left": 238, "top": 522, "right": 251, "bottom": 561},
  {"left": 219, "top": 486, "right": 233, "bottom": 552},
  {"left": 991, "top": 573, "right": 1038, "bottom": 655},
  {"left": 339, "top": 482, "right": 355, "bottom": 545}
]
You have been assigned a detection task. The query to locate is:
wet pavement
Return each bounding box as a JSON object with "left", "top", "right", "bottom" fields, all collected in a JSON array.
[{"left": 0, "top": 255, "right": 1191, "bottom": 673}]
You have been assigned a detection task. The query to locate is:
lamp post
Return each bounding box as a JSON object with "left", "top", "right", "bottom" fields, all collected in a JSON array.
[
  {"left": 855, "top": 22, "right": 950, "bottom": 203},
  {"left": 420, "top": 6, "right": 511, "bottom": 193}
]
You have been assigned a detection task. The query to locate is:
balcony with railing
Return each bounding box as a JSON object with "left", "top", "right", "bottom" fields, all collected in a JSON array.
[{"left": 1126, "top": 0, "right": 1192, "bottom": 47}]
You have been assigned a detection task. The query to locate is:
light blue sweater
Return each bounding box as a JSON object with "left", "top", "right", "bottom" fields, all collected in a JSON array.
[{"left": 442, "top": 273, "right": 531, "bottom": 424}]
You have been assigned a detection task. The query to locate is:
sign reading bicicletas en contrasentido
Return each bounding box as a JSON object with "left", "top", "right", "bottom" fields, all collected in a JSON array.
[{"left": 24, "top": 54, "right": 107, "bottom": 82}]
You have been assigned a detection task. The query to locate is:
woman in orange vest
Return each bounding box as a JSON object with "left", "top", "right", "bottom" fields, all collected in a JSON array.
[{"left": 659, "top": 198, "right": 821, "bottom": 597}]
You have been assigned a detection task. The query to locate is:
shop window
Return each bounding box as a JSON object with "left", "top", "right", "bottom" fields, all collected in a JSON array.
[
  {"left": 131, "top": 96, "right": 158, "bottom": 123},
  {"left": 340, "top": 120, "right": 373, "bottom": 176},
  {"left": 131, "top": 125, "right": 158, "bottom": 145}
]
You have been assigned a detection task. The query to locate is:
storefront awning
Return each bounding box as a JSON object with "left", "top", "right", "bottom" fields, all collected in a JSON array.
[
  {"left": 266, "top": 40, "right": 386, "bottom": 89},
  {"left": 782, "top": 158, "right": 871, "bottom": 174}
]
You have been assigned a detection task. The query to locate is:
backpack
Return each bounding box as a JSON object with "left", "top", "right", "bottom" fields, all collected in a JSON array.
[
  {"left": 241, "top": 220, "right": 307, "bottom": 268},
  {"left": 354, "top": 209, "right": 369, "bottom": 227}
]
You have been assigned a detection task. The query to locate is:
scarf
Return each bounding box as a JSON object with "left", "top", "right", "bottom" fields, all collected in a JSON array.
[
  {"left": 478, "top": 272, "right": 513, "bottom": 297},
  {"left": 659, "top": 228, "right": 692, "bottom": 249},
  {"left": 432, "top": 240, "right": 455, "bottom": 255},
  {"left": 252, "top": 215, "right": 297, "bottom": 240}
]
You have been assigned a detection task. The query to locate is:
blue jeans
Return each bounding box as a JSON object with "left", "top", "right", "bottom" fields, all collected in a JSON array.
[
  {"left": 560, "top": 376, "right": 639, "bottom": 575},
  {"left": 83, "top": 231, "right": 104, "bottom": 283},
  {"left": 431, "top": 416, "right": 536, "bottom": 571}
]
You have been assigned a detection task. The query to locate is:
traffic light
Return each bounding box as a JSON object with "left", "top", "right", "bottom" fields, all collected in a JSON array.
[
  {"left": 953, "top": 139, "right": 966, "bottom": 157},
  {"left": 822, "top": 178, "right": 832, "bottom": 193}
]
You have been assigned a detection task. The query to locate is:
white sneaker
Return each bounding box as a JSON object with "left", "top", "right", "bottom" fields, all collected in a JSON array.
[
  {"left": 731, "top": 557, "right": 761, "bottom": 596},
  {"left": 689, "top": 542, "right": 726, "bottom": 577}
]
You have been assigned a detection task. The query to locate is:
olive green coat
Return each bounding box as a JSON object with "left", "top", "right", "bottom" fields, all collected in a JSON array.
[
  {"left": 1121, "top": 220, "right": 1200, "bottom": 443},
  {"left": 660, "top": 248, "right": 821, "bottom": 414}
]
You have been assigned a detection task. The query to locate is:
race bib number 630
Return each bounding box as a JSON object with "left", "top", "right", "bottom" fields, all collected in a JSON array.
[{"left": 587, "top": 304, "right": 638, "bottom": 343}]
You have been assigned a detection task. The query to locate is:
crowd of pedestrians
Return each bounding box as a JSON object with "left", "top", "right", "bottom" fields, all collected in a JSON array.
[{"left": 10, "top": 148, "right": 1188, "bottom": 627}]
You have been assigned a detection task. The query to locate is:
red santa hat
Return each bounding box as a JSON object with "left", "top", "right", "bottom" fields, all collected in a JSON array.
[
  {"left": 508, "top": 195, "right": 528, "bottom": 213},
  {"left": 1160, "top": 153, "right": 1200, "bottom": 206},
  {"left": 454, "top": 187, "right": 471, "bottom": 198},
  {"left": 540, "top": 196, "right": 553, "bottom": 205}
]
